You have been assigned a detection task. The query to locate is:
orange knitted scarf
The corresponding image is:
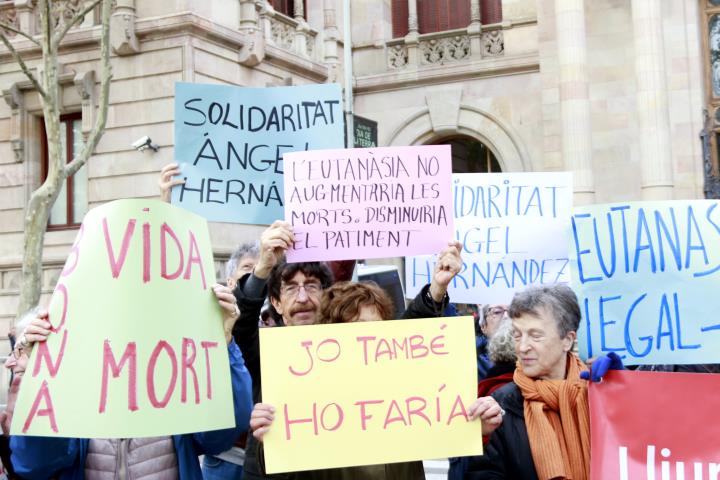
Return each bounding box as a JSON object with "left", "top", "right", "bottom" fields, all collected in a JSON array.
[{"left": 513, "top": 353, "right": 590, "bottom": 480}]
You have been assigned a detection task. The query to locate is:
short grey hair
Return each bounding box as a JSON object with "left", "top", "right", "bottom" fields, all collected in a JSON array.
[
  {"left": 488, "top": 319, "right": 516, "bottom": 364},
  {"left": 224, "top": 242, "right": 260, "bottom": 279},
  {"left": 508, "top": 284, "right": 580, "bottom": 338}
]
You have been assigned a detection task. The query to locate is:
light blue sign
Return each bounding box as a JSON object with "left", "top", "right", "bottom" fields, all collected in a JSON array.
[
  {"left": 405, "top": 172, "right": 573, "bottom": 304},
  {"left": 572, "top": 200, "right": 720, "bottom": 365},
  {"left": 172, "top": 82, "right": 344, "bottom": 224}
]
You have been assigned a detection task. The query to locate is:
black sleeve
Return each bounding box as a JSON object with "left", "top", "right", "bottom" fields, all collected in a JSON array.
[
  {"left": 464, "top": 432, "right": 508, "bottom": 479},
  {"left": 402, "top": 284, "right": 449, "bottom": 319},
  {"left": 232, "top": 272, "right": 267, "bottom": 402}
]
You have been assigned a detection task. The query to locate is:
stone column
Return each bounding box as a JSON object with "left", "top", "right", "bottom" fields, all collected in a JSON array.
[
  {"left": 293, "top": 0, "right": 304, "bottom": 22},
  {"left": 293, "top": 0, "right": 309, "bottom": 56},
  {"left": 238, "top": 0, "right": 264, "bottom": 66},
  {"left": 13, "top": 0, "right": 35, "bottom": 35},
  {"left": 74, "top": 71, "right": 95, "bottom": 141},
  {"left": 632, "top": 0, "right": 674, "bottom": 200},
  {"left": 2, "top": 83, "right": 26, "bottom": 164},
  {"left": 323, "top": 0, "right": 340, "bottom": 82},
  {"left": 555, "top": 0, "right": 594, "bottom": 204},
  {"left": 238, "top": 0, "right": 258, "bottom": 33},
  {"left": 111, "top": 0, "right": 139, "bottom": 55},
  {"left": 405, "top": 0, "right": 419, "bottom": 66},
  {"left": 468, "top": 0, "right": 482, "bottom": 59}
]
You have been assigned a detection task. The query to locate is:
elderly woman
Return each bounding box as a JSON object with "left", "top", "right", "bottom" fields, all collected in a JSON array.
[{"left": 466, "top": 284, "right": 590, "bottom": 480}]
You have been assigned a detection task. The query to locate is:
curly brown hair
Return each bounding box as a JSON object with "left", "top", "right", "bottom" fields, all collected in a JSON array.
[{"left": 318, "top": 281, "right": 395, "bottom": 324}]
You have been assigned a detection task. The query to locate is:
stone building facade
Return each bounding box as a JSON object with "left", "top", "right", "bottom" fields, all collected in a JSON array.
[{"left": 0, "top": 0, "right": 712, "bottom": 339}]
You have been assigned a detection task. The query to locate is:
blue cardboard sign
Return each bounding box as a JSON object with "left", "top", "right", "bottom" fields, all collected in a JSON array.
[
  {"left": 405, "top": 172, "right": 573, "bottom": 304},
  {"left": 172, "top": 82, "right": 344, "bottom": 224},
  {"left": 572, "top": 200, "right": 720, "bottom": 365}
]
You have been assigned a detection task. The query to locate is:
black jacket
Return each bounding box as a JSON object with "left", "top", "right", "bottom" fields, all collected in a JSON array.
[
  {"left": 464, "top": 382, "right": 538, "bottom": 480},
  {"left": 234, "top": 273, "right": 446, "bottom": 480}
]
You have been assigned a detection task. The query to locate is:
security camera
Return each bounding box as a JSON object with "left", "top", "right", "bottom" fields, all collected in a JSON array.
[{"left": 132, "top": 136, "right": 159, "bottom": 152}]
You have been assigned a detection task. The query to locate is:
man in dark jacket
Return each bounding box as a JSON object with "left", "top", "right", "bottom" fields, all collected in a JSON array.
[{"left": 233, "top": 221, "right": 462, "bottom": 479}]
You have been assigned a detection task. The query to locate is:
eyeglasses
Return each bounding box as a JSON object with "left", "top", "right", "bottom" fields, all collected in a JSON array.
[
  {"left": 280, "top": 281, "right": 322, "bottom": 297},
  {"left": 7, "top": 345, "right": 24, "bottom": 386},
  {"left": 487, "top": 307, "right": 507, "bottom": 317}
]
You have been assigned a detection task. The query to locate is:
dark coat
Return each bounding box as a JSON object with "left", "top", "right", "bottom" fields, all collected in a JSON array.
[
  {"left": 464, "top": 382, "right": 538, "bottom": 480},
  {"left": 234, "top": 273, "right": 445, "bottom": 480}
]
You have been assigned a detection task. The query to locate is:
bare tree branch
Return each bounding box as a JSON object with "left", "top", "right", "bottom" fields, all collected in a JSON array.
[
  {"left": 0, "top": 21, "right": 41, "bottom": 47},
  {"left": 52, "top": 0, "right": 103, "bottom": 49},
  {"left": 0, "top": 32, "right": 47, "bottom": 99},
  {"left": 65, "top": 0, "right": 112, "bottom": 178}
]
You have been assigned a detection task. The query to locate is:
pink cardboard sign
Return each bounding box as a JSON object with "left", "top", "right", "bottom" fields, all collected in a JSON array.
[{"left": 284, "top": 145, "right": 454, "bottom": 262}]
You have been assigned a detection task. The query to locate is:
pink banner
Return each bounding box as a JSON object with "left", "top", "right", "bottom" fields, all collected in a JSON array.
[
  {"left": 284, "top": 145, "right": 454, "bottom": 262},
  {"left": 590, "top": 370, "right": 720, "bottom": 480}
]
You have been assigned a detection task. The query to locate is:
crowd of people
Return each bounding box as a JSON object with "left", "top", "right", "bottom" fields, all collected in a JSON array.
[{"left": 0, "top": 162, "right": 706, "bottom": 479}]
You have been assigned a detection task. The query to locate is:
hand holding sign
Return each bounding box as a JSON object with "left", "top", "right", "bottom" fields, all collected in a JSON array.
[
  {"left": 429, "top": 241, "right": 463, "bottom": 302},
  {"left": 158, "top": 163, "right": 185, "bottom": 203},
  {"left": 212, "top": 283, "right": 241, "bottom": 345},
  {"left": 19, "top": 312, "right": 52, "bottom": 348},
  {"left": 467, "top": 396, "right": 504, "bottom": 436},
  {"left": 255, "top": 220, "right": 295, "bottom": 279},
  {"left": 250, "top": 402, "right": 276, "bottom": 441}
]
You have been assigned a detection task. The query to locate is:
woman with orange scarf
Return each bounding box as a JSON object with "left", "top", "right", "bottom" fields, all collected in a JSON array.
[{"left": 465, "top": 285, "right": 591, "bottom": 480}]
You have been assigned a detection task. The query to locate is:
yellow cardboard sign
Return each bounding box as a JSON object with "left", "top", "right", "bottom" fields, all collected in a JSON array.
[
  {"left": 260, "top": 316, "right": 482, "bottom": 473},
  {"left": 11, "top": 199, "right": 234, "bottom": 437}
]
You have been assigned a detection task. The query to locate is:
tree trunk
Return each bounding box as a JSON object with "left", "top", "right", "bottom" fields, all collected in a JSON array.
[{"left": 12, "top": 0, "right": 113, "bottom": 321}]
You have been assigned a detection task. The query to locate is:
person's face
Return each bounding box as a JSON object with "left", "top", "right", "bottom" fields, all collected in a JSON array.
[
  {"left": 482, "top": 304, "right": 508, "bottom": 338},
  {"left": 270, "top": 271, "right": 323, "bottom": 326},
  {"left": 5, "top": 346, "right": 28, "bottom": 379},
  {"left": 353, "top": 305, "right": 383, "bottom": 323},
  {"left": 227, "top": 255, "right": 258, "bottom": 289},
  {"left": 512, "top": 307, "right": 575, "bottom": 380}
]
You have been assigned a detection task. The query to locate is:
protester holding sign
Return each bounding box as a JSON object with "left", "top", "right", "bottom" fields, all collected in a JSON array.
[
  {"left": 9, "top": 284, "right": 253, "bottom": 480},
  {"left": 465, "top": 284, "right": 590, "bottom": 480},
  {"left": 252, "top": 281, "right": 427, "bottom": 479},
  {"left": 232, "top": 220, "right": 465, "bottom": 479},
  {"left": 250, "top": 281, "right": 503, "bottom": 479}
]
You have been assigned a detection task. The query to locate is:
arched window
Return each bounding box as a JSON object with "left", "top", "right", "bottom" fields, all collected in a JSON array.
[{"left": 434, "top": 136, "right": 502, "bottom": 173}]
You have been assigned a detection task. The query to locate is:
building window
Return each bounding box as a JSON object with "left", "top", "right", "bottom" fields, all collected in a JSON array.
[
  {"left": 700, "top": 0, "right": 720, "bottom": 195},
  {"left": 436, "top": 136, "right": 502, "bottom": 173},
  {"left": 418, "top": 0, "right": 471, "bottom": 34},
  {"left": 40, "top": 113, "right": 88, "bottom": 229},
  {"left": 481, "top": 0, "right": 502, "bottom": 25},
  {"left": 392, "top": 0, "right": 502, "bottom": 38},
  {"left": 270, "top": 0, "right": 306, "bottom": 19}
]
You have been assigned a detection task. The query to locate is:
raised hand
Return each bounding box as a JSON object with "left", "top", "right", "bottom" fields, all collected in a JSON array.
[
  {"left": 429, "top": 240, "right": 463, "bottom": 302},
  {"left": 254, "top": 220, "right": 295, "bottom": 279},
  {"left": 158, "top": 163, "right": 185, "bottom": 203}
]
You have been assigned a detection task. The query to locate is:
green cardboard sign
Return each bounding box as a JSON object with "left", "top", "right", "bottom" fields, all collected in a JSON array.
[{"left": 11, "top": 199, "right": 234, "bottom": 437}]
